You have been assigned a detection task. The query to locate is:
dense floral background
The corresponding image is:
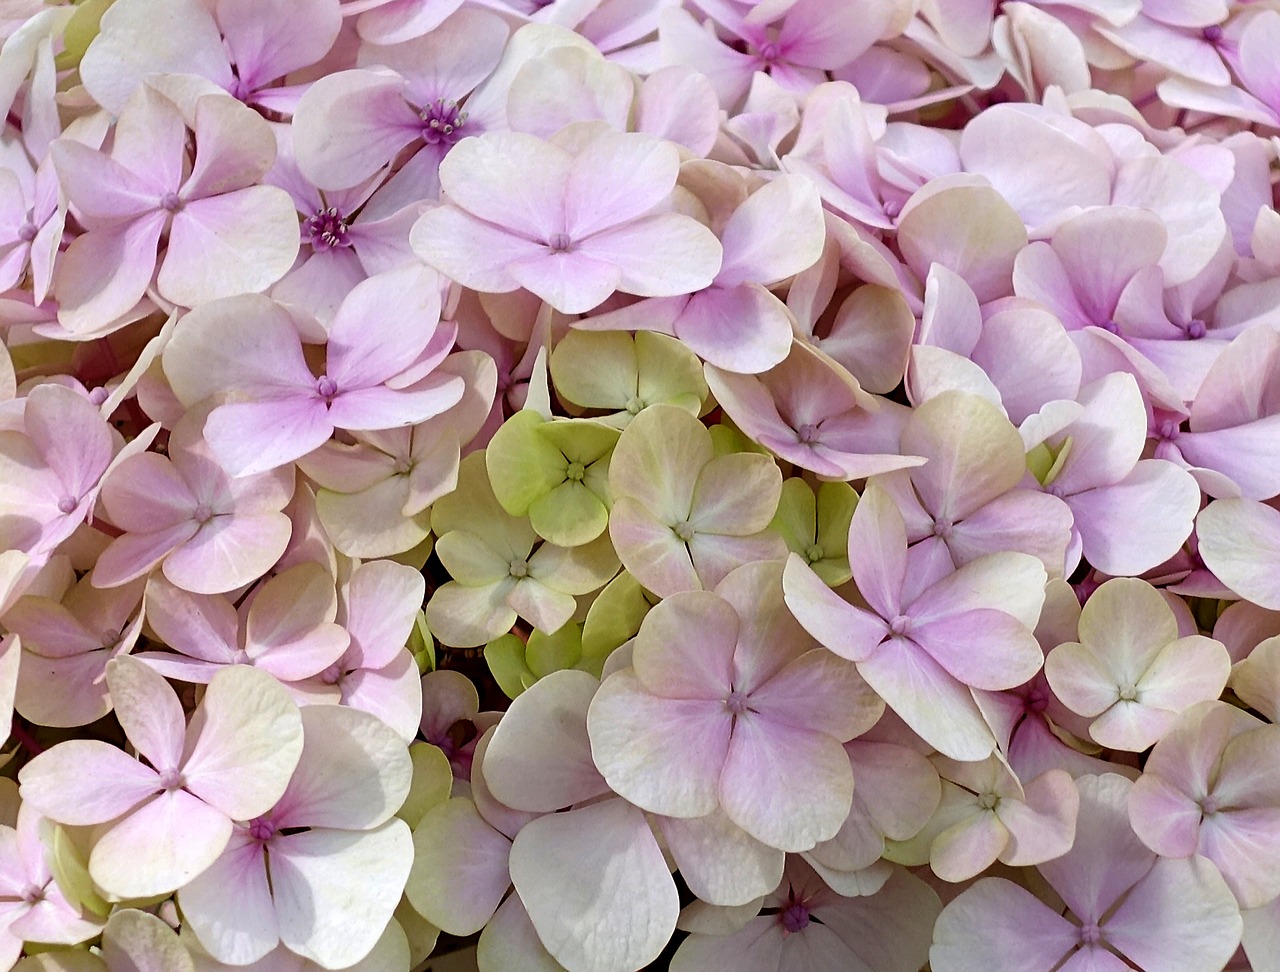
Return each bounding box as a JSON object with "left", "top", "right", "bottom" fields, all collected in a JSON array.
[{"left": 1, "top": 0, "right": 1280, "bottom": 969}]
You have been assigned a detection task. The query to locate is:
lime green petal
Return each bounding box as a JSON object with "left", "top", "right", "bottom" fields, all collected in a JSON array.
[
  {"left": 529, "top": 480, "right": 610, "bottom": 548},
  {"left": 485, "top": 634, "right": 535, "bottom": 700},
  {"left": 551, "top": 331, "right": 638, "bottom": 409},
  {"left": 408, "top": 610, "right": 435, "bottom": 674},
  {"left": 812, "top": 557, "right": 853, "bottom": 588},
  {"left": 434, "top": 530, "right": 511, "bottom": 585},
  {"left": 635, "top": 331, "right": 708, "bottom": 407},
  {"left": 58, "top": 0, "right": 113, "bottom": 71},
  {"left": 526, "top": 624, "right": 585, "bottom": 678},
  {"left": 581, "top": 571, "right": 652, "bottom": 665},
  {"left": 529, "top": 529, "right": 621, "bottom": 594},
  {"left": 398, "top": 743, "right": 454, "bottom": 829},
  {"left": 50, "top": 824, "right": 109, "bottom": 918},
  {"left": 432, "top": 452, "right": 537, "bottom": 557},
  {"left": 486, "top": 410, "right": 568, "bottom": 516},
  {"left": 815, "top": 480, "right": 858, "bottom": 554},
  {"left": 538, "top": 417, "right": 620, "bottom": 465},
  {"left": 772, "top": 478, "right": 819, "bottom": 551}
]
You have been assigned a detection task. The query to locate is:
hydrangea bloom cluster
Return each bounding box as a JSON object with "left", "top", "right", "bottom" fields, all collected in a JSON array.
[{"left": 1, "top": 0, "right": 1280, "bottom": 969}]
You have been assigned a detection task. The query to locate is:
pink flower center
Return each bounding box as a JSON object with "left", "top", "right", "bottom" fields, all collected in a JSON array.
[
  {"left": 547, "top": 233, "right": 573, "bottom": 253},
  {"left": 933, "top": 519, "right": 954, "bottom": 540},
  {"left": 756, "top": 40, "right": 782, "bottom": 64},
  {"left": 248, "top": 816, "right": 277, "bottom": 842},
  {"left": 421, "top": 99, "right": 469, "bottom": 146},
  {"left": 1185, "top": 318, "right": 1206, "bottom": 340},
  {"left": 56, "top": 495, "right": 78, "bottom": 514},
  {"left": 17, "top": 221, "right": 37, "bottom": 243},
  {"left": 193, "top": 502, "right": 214, "bottom": 524},
  {"left": 796, "top": 423, "right": 819, "bottom": 444},
  {"left": 1100, "top": 320, "right": 1120, "bottom": 334},
  {"left": 158, "top": 769, "right": 185, "bottom": 792},
  {"left": 316, "top": 375, "right": 338, "bottom": 400},
  {"left": 159, "top": 192, "right": 183, "bottom": 213},
  {"left": 1026, "top": 687, "right": 1049, "bottom": 713},
  {"left": 1200, "top": 794, "right": 1221, "bottom": 815},
  {"left": 724, "top": 690, "right": 751, "bottom": 716},
  {"left": 88, "top": 386, "right": 110, "bottom": 406},
  {"left": 1079, "top": 923, "right": 1103, "bottom": 945},
  {"left": 304, "top": 206, "right": 351, "bottom": 250},
  {"left": 1157, "top": 419, "right": 1180, "bottom": 441},
  {"left": 1203, "top": 24, "right": 1223, "bottom": 42},
  {"left": 780, "top": 902, "right": 810, "bottom": 933},
  {"left": 19, "top": 883, "right": 45, "bottom": 905},
  {"left": 321, "top": 662, "right": 343, "bottom": 685},
  {"left": 889, "top": 615, "right": 912, "bottom": 636}
]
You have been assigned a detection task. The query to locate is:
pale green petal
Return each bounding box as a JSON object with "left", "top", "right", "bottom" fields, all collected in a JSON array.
[
  {"left": 581, "top": 571, "right": 653, "bottom": 665},
  {"left": 551, "top": 330, "right": 638, "bottom": 409},
  {"left": 690, "top": 453, "right": 783, "bottom": 535},
  {"left": 432, "top": 452, "right": 537, "bottom": 560},
  {"left": 609, "top": 404, "right": 712, "bottom": 523},
  {"left": 529, "top": 531, "right": 621, "bottom": 595},
  {"left": 426, "top": 580, "right": 519, "bottom": 649},
  {"left": 538, "top": 418, "right": 620, "bottom": 465},
  {"left": 486, "top": 633, "right": 536, "bottom": 700},
  {"left": 635, "top": 331, "right": 708, "bottom": 408},
  {"left": 486, "top": 410, "right": 569, "bottom": 516},
  {"left": 398, "top": 743, "right": 453, "bottom": 829},
  {"left": 529, "top": 480, "right": 610, "bottom": 548},
  {"left": 771, "top": 477, "right": 819, "bottom": 552},
  {"left": 527, "top": 624, "right": 585, "bottom": 678},
  {"left": 434, "top": 530, "right": 511, "bottom": 586}
]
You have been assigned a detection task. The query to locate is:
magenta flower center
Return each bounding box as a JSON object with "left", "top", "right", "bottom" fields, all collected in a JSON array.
[
  {"left": 56, "top": 495, "right": 77, "bottom": 514},
  {"left": 304, "top": 206, "right": 352, "bottom": 250},
  {"left": 1026, "top": 686, "right": 1049, "bottom": 713},
  {"left": 248, "top": 816, "right": 277, "bottom": 842},
  {"left": 321, "top": 662, "right": 343, "bottom": 685},
  {"left": 1100, "top": 319, "right": 1120, "bottom": 334},
  {"left": 193, "top": 502, "right": 214, "bottom": 524},
  {"left": 780, "top": 901, "right": 810, "bottom": 933},
  {"left": 316, "top": 375, "right": 338, "bottom": 400},
  {"left": 421, "top": 99, "right": 469, "bottom": 146},
  {"left": 756, "top": 40, "right": 782, "bottom": 64},
  {"left": 933, "top": 518, "right": 954, "bottom": 539},
  {"left": 1185, "top": 318, "right": 1207, "bottom": 340},
  {"left": 1079, "top": 922, "right": 1103, "bottom": 945},
  {"left": 1203, "top": 24, "right": 1223, "bottom": 41},
  {"left": 1200, "top": 794, "right": 1221, "bottom": 815}
]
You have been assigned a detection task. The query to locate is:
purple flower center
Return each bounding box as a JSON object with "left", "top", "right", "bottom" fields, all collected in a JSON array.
[
  {"left": 321, "top": 662, "right": 343, "bottom": 685},
  {"left": 1200, "top": 794, "right": 1221, "bottom": 815},
  {"left": 796, "top": 423, "right": 819, "bottom": 444},
  {"left": 248, "top": 816, "right": 277, "bottom": 842},
  {"left": 316, "top": 375, "right": 338, "bottom": 400},
  {"left": 19, "top": 883, "right": 45, "bottom": 905},
  {"left": 193, "top": 502, "right": 214, "bottom": 525},
  {"left": 304, "top": 206, "right": 351, "bottom": 250},
  {"left": 1157, "top": 419, "right": 1180, "bottom": 441},
  {"left": 1079, "top": 922, "right": 1103, "bottom": 945},
  {"left": 159, "top": 192, "right": 183, "bottom": 213},
  {"left": 89, "top": 386, "right": 110, "bottom": 406},
  {"left": 1100, "top": 319, "right": 1120, "bottom": 334},
  {"left": 889, "top": 614, "right": 912, "bottom": 636},
  {"left": 158, "top": 769, "right": 185, "bottom": 792},
  {"left": 933, "top": 519, "right": 954, "bottom": 540},
  {"left": 18, "top": 221, "right": 37, "bottom": 243},
  {"left": 1185, "top": 318, "right": 1207, "bottom": 340},
  {"left": 725, "top": 690, "right": 751, "bottom": 716},
  {"left": 547, "top": 232, "right": 573, "bottom": 253},
  {"left": 1203, "top": 24, "right": 1223, "bottom": 42},
  {"left": 781, "top": 902, "right": 810, "bottom": 934},
  {"left": 882, "top": 198, "right": 903, "bottom": 219},
  {"left": 756, "top": 40, "right": 782, "bottom": 64},
  {"left": 1026, "top": 686, "right": 1049, "bottom": 713},
  {"left": 421, "top": 99, "right": 469, "bottom": 146},
  {"left": 56, "top": 495, "right": 77, "bottom": 515}
]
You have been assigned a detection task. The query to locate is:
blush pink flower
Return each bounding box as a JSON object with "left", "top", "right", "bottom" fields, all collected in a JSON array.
[
  {"left": 17, "top": 657, "right": 304, "bottom": 899},
  {"left": 932, "top": 773, "right": 1242, "bottom": 972},
  {"left": 784, "top": 483, "right": 1047, "bottom": 761},
  {"left": 410, "top": 129, "right": 722, "bottom": 314},
  {"left": 92, "top": 410, "right": 295, "bottom": 594},
  {"left": 588, "top": 560, "right": 882, "bottom": 851},
  {"left": 163, "top": 267, "right": 465, "bottom": 477}
]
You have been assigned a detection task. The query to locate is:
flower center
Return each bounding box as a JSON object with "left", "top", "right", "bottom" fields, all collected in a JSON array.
[
  {"left": 547, "top": 232, "right": 573, "bottom": 253},
  {"left": 724, "top": 690, "right": 751, "bottom": 716},
  {"left": 889, "top": 615, "right": 912, "bottom": 636},
  {"left": 933, "top": 519, "right": 954, "bottom": 540},
  {"left": 393, "top": 456, "right": 413, "bottom": 475},
  {"left": 421, "top": 99, "right": 469, "bottom": 146},
  {"left": 977, "top": 791, "right": 1000, "bottom": 811},
  {"left": 804, "top": 543, "right": 824, "bottom": 564},
  {"left": 303, "top": 206, "right": 351, "bottom": 250},
  {"left": 17, "top": 221, "right": 37, "bottom": 243},
  {"left": 1026, "top": 687, "right": 1049, "bottom": 713},
  {"left": 1202, "top": 24, "right": 1223, "bottom": 42},
  {"left": 1117, "top": 683, "right": 1140, "bottom": 702},
  {"left": 625, "top": 396, "right": 644, "bottom": 415},
  {"left": 19, "top": 883, "right": 44, "bottom": 905},
  {"left": 248, "top": 816, "right": 277, "bottom": 842},
  {"left": 1157, "top": 419, "right": 1180, "bottom": 441},
  {"left": 509, "top": 558, "right": 529, "bottom": 579},
  {"left": 158, "top": 769, "right": 185, "bottom": 792},
  {"left": 1185, "top": 318, "right": 1207, "bottom": 340},
  {"left": 796, "top": 423, "right": 819, "bottom": 444},
  {"left": 320, "top": 662, "right": 343, "bottom": 685},
  {"left": 672, "top": 520, "right": 695, "bottom": 542},
  {"left": 56, "top": 495, "right": 78, "bottom": 515},
  {"left": 1200, "top": 794, "right": 1221, "bottom": 816},
  {"left": 159, "top": 192, "right": 183, "bottom": 213},
  {"left": 781, "top": 902, "right": 810, "bottom": 934},
  {"left": 316, "top": 375, "right": 338, "bottom": 400},
  {"left": 1100, "top": 319, "right": 1120, "bottom": 334},
  {"left": 1079, "top": 923, "right": 1103, "bottom": 946},
  {"left": 193, "top": 503, "right": 214, "bottom": 525},
  {"left": 756, "top": 40, "right": 782, "bottom": 64},
  {"left": 565, "top": 461, "right": 586, "bottom": 482}
]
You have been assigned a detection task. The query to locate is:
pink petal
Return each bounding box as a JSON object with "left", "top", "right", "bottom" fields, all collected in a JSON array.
[
  {"left": 107, "top": 655, "right": 187, "bottom": 774},
  {"left": 579, "top": 212, "right": 723, "bottom": 300},
  {"left": 162, "top": 512, "right": 294, "bottom": 595},
  {"left": 506, "top": 249, "right": 622, "bottom": 315},
  {"left": 632, "top": 590, "right": 737, "bottom": 699},
  {"left": 608, "top": 497, "right": 702, "bottom": 597},
  {"left": 405, "top": 798, "right": 511, "bottom": 936},
  {"left": 437, "top": 131, "right": 568, "bottom": 239},
  {"left": 325, "top": 376, "right": 464, "bottom": 431},
  {"left": 565, "top": 132, "right": 679, "bottom": 239},
  {"left": 782, "top": 554, "right": 890, "bottom": 663},
  {"left": 659, "top": 811, "right": 784, "bottom": 907},
  {"left": 409, "top": 205, "right": 542, "bottom": 293},
  {"left": 91, "top": 520, "right": 202, "bottom": 590},
  {"left": 909, "top": 609, "right": 1044, "bottom": 691},
  {"left": 750, "top": 650, "right": 881, "bottom": 740},
  {"left": 89, "top": 790, "right": 232, "bottom": 899},
  {"left": 326, "top": 267, "right": 440, "bottom": 390},
  {"left": 340, "top": 649, "right": 424, "bottom": 744},
  {"left": 998, "top": 770, "right": 1079, "bottom": 867},
  {"left": 930, "top": 878, "right": 1077, "bottom": 972},
  {"left": 586, "top": 670, "right": 730, "bottom": 818},
  {"left": 848, "top": 482, "right": 908, "bottom": 620},
  {"left": 53, "top": 212, "right": 165, "bottom": 333},
  {"left": 344, "top": 560, "right": 424, "bottom": 670},
  {"left": 202, "top": 399, "right": 333, "bottom": 478},
  {"left": 18, "top": 740, "right": 159, "bottom": 825},
  {"left": 178, "top": 833, "right": 277, "bottom": 966},
  {"left": 1199, "top": 499, "right": 1280, "bottom": 609}
]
